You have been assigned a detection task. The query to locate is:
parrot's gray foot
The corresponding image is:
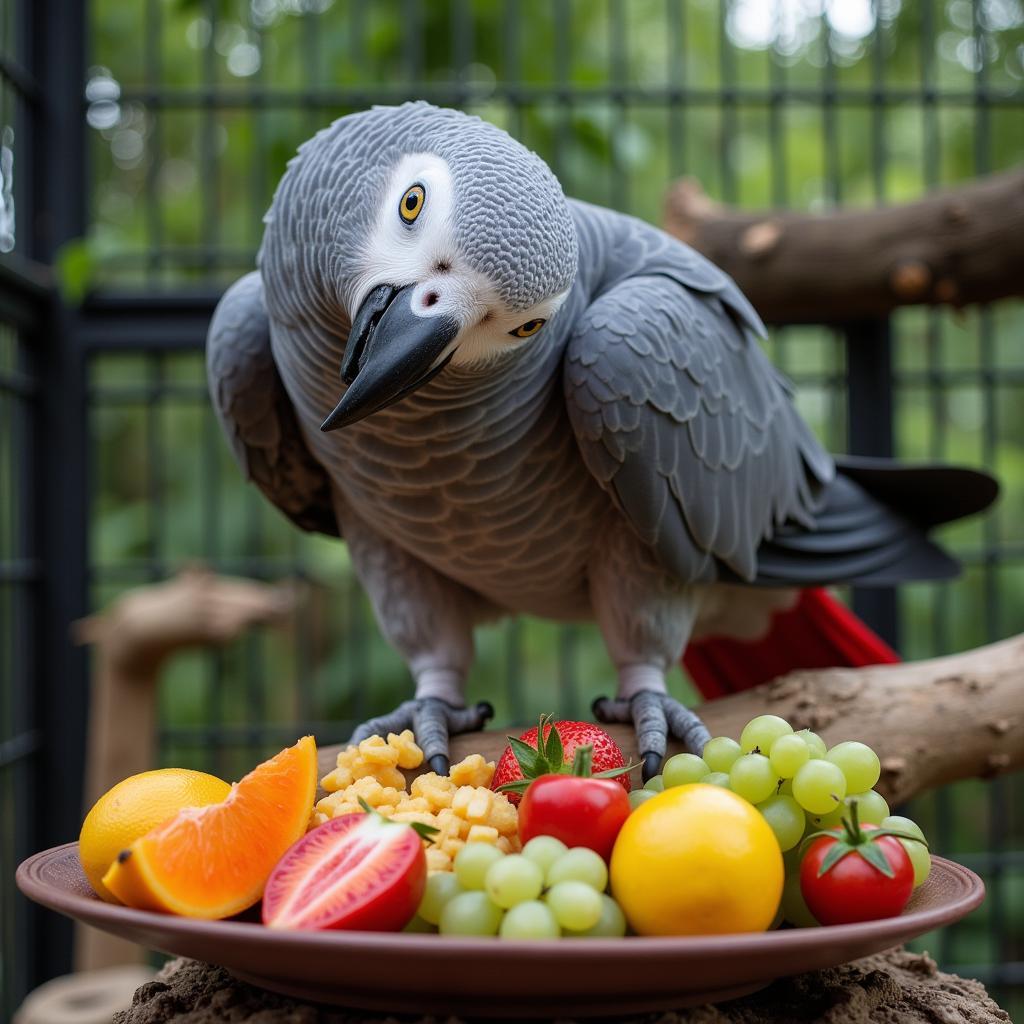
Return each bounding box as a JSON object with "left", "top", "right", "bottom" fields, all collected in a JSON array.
[
  {"left": 592, "top": 691, "right": 711, "bottom": 783},
  {"left": 348, "top": 698, "right": 494, "bottom": 777}
]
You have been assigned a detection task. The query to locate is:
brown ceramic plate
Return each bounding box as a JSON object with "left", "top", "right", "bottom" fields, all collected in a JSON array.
[{"left": 18, "top": 844, "right": 983, "bottom": 1018}]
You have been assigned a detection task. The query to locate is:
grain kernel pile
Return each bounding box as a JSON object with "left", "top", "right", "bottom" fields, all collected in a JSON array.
[{"left": 312, "top": 730, "right": 520, "bottom": 873}]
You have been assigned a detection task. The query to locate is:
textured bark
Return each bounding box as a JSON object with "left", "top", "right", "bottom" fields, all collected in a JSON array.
[
  {"left": 663, "top": 167, "right": 1024, "bottom": 323},
  {"left": 319, "top": 632, "right": 1024, "bottom": 807},
  {"left": 112, "top": 949, "right": 1010, "bottom": 1023}
]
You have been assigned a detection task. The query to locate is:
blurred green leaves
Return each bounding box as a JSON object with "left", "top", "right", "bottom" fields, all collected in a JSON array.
[{"left": 54, "top": 237, "right": 94, "bottom": 305}]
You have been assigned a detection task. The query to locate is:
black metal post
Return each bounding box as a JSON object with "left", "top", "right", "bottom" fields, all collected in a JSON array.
[
  {"left": 844, "top": 318, "right": 900, "bottom": 652},
  {"left": 29, "top": 0, "right": 89, "bottom": 986}
]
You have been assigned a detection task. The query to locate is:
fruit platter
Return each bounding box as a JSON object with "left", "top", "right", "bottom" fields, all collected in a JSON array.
[{"left": 17, "top": 714, "right": 984, "bottom": 1017}]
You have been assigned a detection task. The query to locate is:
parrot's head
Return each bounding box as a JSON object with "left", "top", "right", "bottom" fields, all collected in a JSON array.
[{"left": 303, "top": 103, "right": 577, "bottom": 432}]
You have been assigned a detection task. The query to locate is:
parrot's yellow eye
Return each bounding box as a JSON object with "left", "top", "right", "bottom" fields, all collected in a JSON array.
[
  {"left": 399, "top": 184, "right": 426, "bottom": 224},
  {"left": 509, "top": 318, "right": 546, "bottom": 339}
]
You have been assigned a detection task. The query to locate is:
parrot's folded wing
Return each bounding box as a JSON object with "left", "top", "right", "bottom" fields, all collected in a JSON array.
[
  {"left": 563, "top": 271, "right": 834, "bottom": 585},
  {"left": 206, "top": 271, "right": 339, "bottom": 536}
]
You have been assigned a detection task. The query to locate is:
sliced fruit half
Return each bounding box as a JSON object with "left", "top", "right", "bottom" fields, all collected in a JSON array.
[
  {"left": 263, "top": 810, "right": 429, "bottom": 932},
  {"left": 103, "top": 736, "right": 318, "bottom": 919}
]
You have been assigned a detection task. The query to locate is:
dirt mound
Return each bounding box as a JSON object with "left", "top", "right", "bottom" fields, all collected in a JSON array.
[{"left": 113, "top": 947, "right": 1008, "bottom": 1024}]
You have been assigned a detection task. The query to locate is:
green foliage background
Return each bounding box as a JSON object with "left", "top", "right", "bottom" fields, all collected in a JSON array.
[{"left": 79, "top": 0, "right": 1022, "bottom": 1007}]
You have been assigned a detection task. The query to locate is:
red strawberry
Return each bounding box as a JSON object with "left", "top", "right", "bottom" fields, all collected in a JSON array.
[{"left": 492, "top": 716, "right": 632, "bottom": 805}]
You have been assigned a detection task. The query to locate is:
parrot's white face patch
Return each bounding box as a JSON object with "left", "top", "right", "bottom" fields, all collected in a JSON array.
[{"left": 350, "top": 152, "right": 570, "bottom": 370}]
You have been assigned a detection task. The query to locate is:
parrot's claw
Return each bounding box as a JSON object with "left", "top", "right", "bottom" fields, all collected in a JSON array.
[
  {"left": 348, "top": 698, "right": 494, "bottom": 777},
  {"left": 640, "top": 751, "right": 663, "bottom": 784},
  {"left": 593, "top": 691, "right": 711, "bottom": 782}
]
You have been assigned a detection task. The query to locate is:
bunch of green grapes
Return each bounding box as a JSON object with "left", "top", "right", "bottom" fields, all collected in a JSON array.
[
  {"left": 412, "top": 837, "right": 628, "bottom": 938},
  {"left": 632, "top": 714, "right": 932, "bottom": 927}
]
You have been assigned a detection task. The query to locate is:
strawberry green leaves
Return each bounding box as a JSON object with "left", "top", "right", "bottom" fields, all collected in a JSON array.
[{"left": 496, "top": 715, "right": 633, "bottom": 796}]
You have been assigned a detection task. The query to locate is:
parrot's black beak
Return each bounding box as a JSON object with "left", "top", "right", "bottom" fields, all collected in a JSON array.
[{"left": 321, "top": 282, "right": 459, "bottom": 432}]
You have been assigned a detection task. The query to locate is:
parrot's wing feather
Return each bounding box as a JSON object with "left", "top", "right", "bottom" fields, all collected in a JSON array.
[
  {"left": 564, "top": 271, "right": 833, "bottom": 584},
  {"left": 206, "top": 272, "right": 339, "bottom": 536}
]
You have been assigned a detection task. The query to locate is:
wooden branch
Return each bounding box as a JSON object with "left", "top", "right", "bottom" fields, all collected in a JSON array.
[
  {"left": 322, "top": 633, "right": 1024, "bottom": 807},
  {"left": 663, "top": 167, "right": 1024, "bottom": 323},
  {"left": 74, "top": 564, "right": 299, "bottom": 680}
]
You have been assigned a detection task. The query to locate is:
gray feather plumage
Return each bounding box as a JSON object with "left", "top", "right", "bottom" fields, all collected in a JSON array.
[{"left": 206, "top": 272, "right": 337, "bottom": 536}]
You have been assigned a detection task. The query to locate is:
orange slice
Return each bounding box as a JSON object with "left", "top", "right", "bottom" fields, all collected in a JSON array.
[{"left": 103, "top": 736, "right": 317, "bottom": 919}]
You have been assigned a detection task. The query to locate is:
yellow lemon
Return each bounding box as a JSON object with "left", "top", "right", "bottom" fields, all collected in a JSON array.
[
  {"left": 610, "top": 783, "right": 783, "bottom": 936},
  {"left": 79, "top": 768, "right": 231, "bottom": 902}
]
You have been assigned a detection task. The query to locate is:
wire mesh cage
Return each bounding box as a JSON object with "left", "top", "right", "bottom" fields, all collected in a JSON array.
[{"left": 2, "top": 0, "right": 1023, "bottom": 1019}]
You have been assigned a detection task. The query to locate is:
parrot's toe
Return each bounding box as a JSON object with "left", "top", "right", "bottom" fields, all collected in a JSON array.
[
  {"left": 347, "top": 697, "right": 494, "bottom": 778},
  {"left": 593, "top": 690, "right": 712, "bottom": 781},
  {"left": 641, "top": 750, "right": 663, "bottom": 784}
]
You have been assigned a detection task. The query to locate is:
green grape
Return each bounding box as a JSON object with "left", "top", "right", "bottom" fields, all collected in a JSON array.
[
  {"left": 739, "top": 714, "right": 793, "bottom": 754},
  {"left": 881, "top": 815, "right": 930, "bottom": 888},
  {"left": 454, "top": 842, "right": 505, "bottom": 891},
  {"left": 757, "top": 794, "right": 805, "bottom": 852},
  {"left": 704, "top": 771, "right": 731, "bottom": 788},
  {"left": 439, "top": 891, "right": 503, "bottom": 936},
  {"left": 546, "top": 847, "right": 609, "bottom": 892},
  {"left": 792, "top": 760, "right": 847, "bottom": 815},
  {"left": 563, "top": 894, "right": 628, "bottom": 938},
  {"left": 418, "top": 871, "right": 463, "bottom": 925},
  {"left": 782, "top": 846, "right": 803, "bottom": 875},
  {"left": 485, "top": 854, "right": 544, "bottom": 909},
  {"left": 881, "top": 815, "right": 926, "bottom": 843},
  {"left": 663, "top": 753, "right": 710, "bottom": 788},
  {"left": 805, "top": 803, "right": 844, "bottom": 833},
  {"left": 795, "top": 729, "right": 828, "bottom": 759},
  {"left": 702, "top": 736, "right": 742, "bottom": 773},
  {"left": 644, "top": 774, "right": 665, "bottom": 793},
  {"left": 781, "top": 872, "right": 818, "bottom": 928},
  {"left": 846, "top": 790, "right": 890, "bottom": 824},
  {"left": 522, "top": 835, "right": 568, "bottom": 876},
  {"left": 628, "top": 789, "right": 658, "bottom": 810},
  {"left": 545, "top": 880, "right": 603, "bottom": 931},
  {"left": 826, "top": 741, "right": 881, "bottom": 793},
  {"left": 778, "top": 778, "right": 794, "bottom": 796},
  {"left": 728, "top": 753, "right": 779, "bottom": 804},
  {"left": 498, "top": 900, "right": 560, "bottom": 939},
  {"left": 899, "top": 837, "right": 932, "bottom": 888},
  {"left": 769, "top": 734, "right": 810, "bottom": 779},
  {"left": 403, "top": 913, "right": 435, "bottom": 933}
]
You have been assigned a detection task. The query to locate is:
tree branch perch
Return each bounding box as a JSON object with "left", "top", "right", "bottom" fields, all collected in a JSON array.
[
  {"left": 321, "top": 633, "right": 1024, "bottom": 807},
  {"left": 664, "top": 166, "right": 1024, "bottom": 324}
]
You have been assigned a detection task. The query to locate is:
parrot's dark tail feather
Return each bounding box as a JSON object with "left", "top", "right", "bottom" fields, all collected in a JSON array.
[{"left": 682, "top": 588, "right": 899, "bottom": 700}]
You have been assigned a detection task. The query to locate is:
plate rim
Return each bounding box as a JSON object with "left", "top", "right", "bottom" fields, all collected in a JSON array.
[{"left": 17, "top": 841, "right": 985, "bottom": 959}]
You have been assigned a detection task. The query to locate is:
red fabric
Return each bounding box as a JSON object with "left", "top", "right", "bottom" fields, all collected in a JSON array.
[{"left": 683, "top": 588, "right": 900, "bottom": 700}]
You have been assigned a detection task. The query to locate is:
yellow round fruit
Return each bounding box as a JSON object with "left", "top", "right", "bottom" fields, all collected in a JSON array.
[
  {"left": 610, "top": 782, "right": 783, "bottom": 936},
  {"left": 79, "top": 768, "right": 231, "bottom": 902}
]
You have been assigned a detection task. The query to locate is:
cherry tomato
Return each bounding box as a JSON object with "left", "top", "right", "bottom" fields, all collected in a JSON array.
[
  {"left": 800, "top": 823, "right": 913, "bottom": 925},
  {"left": 518, "top": 774, "right": 631, "bottom": 862}
]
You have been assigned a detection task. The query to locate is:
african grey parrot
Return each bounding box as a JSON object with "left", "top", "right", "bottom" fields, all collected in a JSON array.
[{"left": 207, "top": 102, "right": 996, "bottom": 780}]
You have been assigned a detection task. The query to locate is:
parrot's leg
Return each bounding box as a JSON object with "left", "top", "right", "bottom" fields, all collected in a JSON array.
[
  {"left": 588, "top": 512, "right": 711, "bottom": 781},
  {"left": 338, "top": 502, "right": 493, "bottom": 775}
]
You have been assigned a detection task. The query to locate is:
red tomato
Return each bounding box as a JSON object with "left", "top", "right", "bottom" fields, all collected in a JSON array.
[
  {"left": 518, "top": 774, "right": 631, "bottom": 862},
  {"left": 800, "top": 823, "right": 913, "bottom": 926},
  {"left": 262, "top": 813, "right": 425, "bottom": 931}
]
